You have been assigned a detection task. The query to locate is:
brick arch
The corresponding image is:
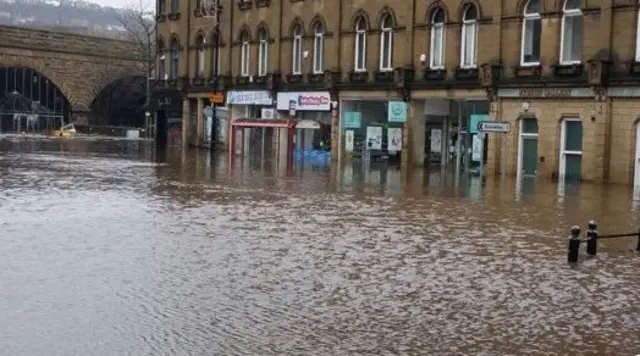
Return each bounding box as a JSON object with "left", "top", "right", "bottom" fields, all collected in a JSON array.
[
  {"left": 517, "top": 0, "right": 544, "bottom": 14},
  {"left": 0, "top": 58, "right": 77, "bottom": 110},
  {"left": 88, "top": 74, "right": 148, "bottom": 126},
  {"left": 309, "top": 14, "right": 327, "bottom": 33},
  {"left": 555, "top": 0, "right": 584, "bottom": 12},
  {"left": 255, "top": 22, "right": 270, "bottom": 39},
  {"left": 351, "top": 9, "right": 371, "bottom": 30},
  {"left": 238, "top": 24, "right": 252, "bottom": 41},
  {"left": 375, "top": 6, "right": 397, "bottom": 28},
  {"left": 193, "top": 29, "right": 207, "bottom": 44},
  {"left": 426, "top": 2, "right": 450, "bottom": 23},
  {"left": 456, "top": 0, "right": 482, "bottom": 21},
  {"left": 289, "top": 17, "right": 305, "bottom": 36}
]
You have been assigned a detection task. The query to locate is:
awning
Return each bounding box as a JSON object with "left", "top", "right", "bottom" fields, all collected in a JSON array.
[{"left": 231, "top": 119, "right": 296, "bottom": 128}]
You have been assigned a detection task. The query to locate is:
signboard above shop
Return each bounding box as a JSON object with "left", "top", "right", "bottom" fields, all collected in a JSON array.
[
  {"left": 276, "top": 92, "right": 331, "bottom": 111},
  {"left": 226, "top": 90, "right": 273, "bottom": 105},
  {"left": 477, "top": 121, "right": 510, "bottom": 133}
]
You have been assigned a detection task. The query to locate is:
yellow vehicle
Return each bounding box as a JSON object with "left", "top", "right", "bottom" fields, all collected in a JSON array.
[{"left": 51, "top": 123, "right": 76, "bottom": 137}]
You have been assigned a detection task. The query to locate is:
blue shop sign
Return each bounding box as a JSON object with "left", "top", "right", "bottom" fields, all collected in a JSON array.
[
  {"left": 388, "top": 101, "right": 407, "bottom": 123},
  {"left": 343, "top": 112, "right": 362, "bottom": 128}
]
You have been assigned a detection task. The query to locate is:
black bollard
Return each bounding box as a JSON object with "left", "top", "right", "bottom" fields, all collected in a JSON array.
[
  {"left": 636, "top": 229, "right": 640, "bottom": 252},
  {"left": 568, "top": 225, "right": 581, "bottom": 263},
  {"left": 586, "top": 220, "right": 598, "bottom": 256}
]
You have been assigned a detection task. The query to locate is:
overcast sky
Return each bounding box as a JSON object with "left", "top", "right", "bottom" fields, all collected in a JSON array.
[{"left": 89, "top": 0, "right": 154, "bottom": 10}]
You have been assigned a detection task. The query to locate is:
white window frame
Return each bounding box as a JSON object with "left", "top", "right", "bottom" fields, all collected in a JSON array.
[
  {"left": 517, "top": 117, "right": 539, "bottom": 177},
  {"left": 240, "top": 35, "right": 250, "bottom": 77},
  {"left": 292, "top": 26, "right": 303, "bottom": 74},
  {"left": 197, "top": 36, "right": 205, "bottom": 77},
  {"left": 258, "top": 29, "right": 268, "bottom": 76},
  {"left": 636, "top": 7, "right": 640, "bottom": 62},
  {"left": 558, "top": 118, "right": 583, "bottom": 181},
  {"left": 520, "top": 0, "right": 541, "bottom": 66},
  {"left": 354, "top": 18, "right": 367, "bottom": 72},
  {"left": 559, "top": 0, "right": 582, "bottom": 65},
  {"left": 460, "top": 6, "right": 478, "bottom": 68},
  {"left": 430, "top": 9, "right": 445, "bottom": 69},
  {"left": 170, "top": 40, "right": 179, "bottom": 79},
  {"left": 313, "top": 23, "right": 324, "bottom": 74},
  {"left": 379, "top": 15, "right": 393, "bottom": 71},
  {"left": 635, "top": 122, "right": 640, "bottom": 188},
  {"left": 211, "top": 35, "right": 220, "bottom": 76},
  {"left": 158, "top": 52, "right": 166, "bottom": 79}
]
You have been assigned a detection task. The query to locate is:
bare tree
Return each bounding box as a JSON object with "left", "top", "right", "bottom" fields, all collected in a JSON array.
[{"left": 116, "top": 0, "right": 156, "bottom": 108}]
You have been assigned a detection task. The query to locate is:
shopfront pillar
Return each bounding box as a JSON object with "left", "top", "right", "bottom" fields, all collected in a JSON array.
[
  {"left": 181, "top": 99, "right": 190, "bottom": 147},
  {"left": 330, "top": 102, "right": 339, "bottom": 160},
  {"left": 485, "top": 100, "right": 500, "bottom": 175},
  {"left": 401, "top": 102, "right": 415, "bottom": 172},
  {"left": 196, "top": 98, "right": 204, "bottom": 146},
  {"left": 411, "top": 101, "right": 426, "bottom": 167}
]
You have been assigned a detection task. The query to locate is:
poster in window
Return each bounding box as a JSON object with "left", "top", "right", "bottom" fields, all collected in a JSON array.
[
  {"left": 430, "top": 129, "right": 442, "bottom": 153},
  {"left": 345, "top": 130, "right": 354, "bottom": 153},
  {"left": 366, "top": 126, "right": 382, "bottom": 150},
  {"left": 387, "top": 127, "right": 402, "bottom": 152}
]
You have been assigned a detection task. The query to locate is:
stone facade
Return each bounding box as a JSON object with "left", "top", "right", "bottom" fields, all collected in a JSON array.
[
  {"left": 156, "top": 0, "right": 640, "bottom": 185},
  {"left": 0, "top": 25, "right": 144, "bottom": 115}
]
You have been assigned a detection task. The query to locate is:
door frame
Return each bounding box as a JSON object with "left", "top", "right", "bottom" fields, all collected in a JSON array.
[
  {"left": 559, "top": 118, "right": 583, "bottom": 181},
  {"left": 635, "top": 123, "right": 640, "bottom": 187},
  {"left": 517, "top": 117, "right": 539, "bottom": 178}
]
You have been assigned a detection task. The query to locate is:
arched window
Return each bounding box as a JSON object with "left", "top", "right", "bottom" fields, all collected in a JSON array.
[
  {"left": 196, "top": 34, "right": 205, "bottom": 77},
  {"left": 157, "top": 39, "right": 166, "bottom": 79},
  {"left": 158, "top": 0, "right": 166, "bottom": 14},
  {"left": 211, "top": 32, "right": 220, "bottom": 77},
  {"left": 560, "top": 0, "right": 582, "bottom": 64},
  {"left": 521, "top": 0, "right": 541, "bottom": 65},
  {"left": 292, "top": 24, "right": 303, "bottom": 74},
  {"left": 354, "top": 17, "right": 367, "bottom": 72},
  {"left": 170, "top": 37, "right": 179, "bottom": 79},
  {"left": 258, "top": 28, "right": 268, "bottom": 76},
  {"left": 240, "top": 32, "right": 250, "bottom": 77},
  {"left": 430, "top": 8, "right": 445, "bottom": 69},
  {"left": 379, "top": 14, "right": 393, "bottom": 71},
  {"left": 171, "top": 0, "right": 179, "bottom": 13},
  {"left": 312, "top": 22, "right": 324, "bottom": 74},
  {"left": 460, "top": 4, "right": 478, "bottom": 68}
]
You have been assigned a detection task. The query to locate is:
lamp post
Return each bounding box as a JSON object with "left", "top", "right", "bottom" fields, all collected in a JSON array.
[{"left": 209, "top": 2, "right": 223, "bottom": 151}]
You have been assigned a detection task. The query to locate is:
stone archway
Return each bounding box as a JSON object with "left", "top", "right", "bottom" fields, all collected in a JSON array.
[{"left": 89, "top": 75, "right": 147, "bottom": 127}]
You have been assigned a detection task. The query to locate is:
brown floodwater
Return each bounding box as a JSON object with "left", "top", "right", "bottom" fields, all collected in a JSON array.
[{"left": 1, "top": 136, "right": 639, "bottom": 355}]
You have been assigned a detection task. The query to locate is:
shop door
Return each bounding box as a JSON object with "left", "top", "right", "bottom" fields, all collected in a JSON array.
[
  {"left": 521, "top": 138, "right": 538, "bottom": 175},
  {"left": 635, "top": 124, "right": 640, "bottom": 188},
  {"left": 560, "top": 119, "right": 583, "bottom": 182}
]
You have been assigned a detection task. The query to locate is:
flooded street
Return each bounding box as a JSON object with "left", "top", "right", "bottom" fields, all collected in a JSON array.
[{"left": 1, "top": 137, "right": 639, "bottom": 355}]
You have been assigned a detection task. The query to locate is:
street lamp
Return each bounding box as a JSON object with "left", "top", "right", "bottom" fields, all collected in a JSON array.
[{"left": 209, "top": 1, "right": 223, "bottom": 151}]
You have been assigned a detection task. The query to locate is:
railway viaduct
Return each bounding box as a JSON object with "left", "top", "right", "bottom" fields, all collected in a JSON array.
[{"left": 0, "top": 25, "right": 146, "bottom": 125}]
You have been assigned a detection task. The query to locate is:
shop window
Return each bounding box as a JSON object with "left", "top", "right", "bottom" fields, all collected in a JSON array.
[
  {"left": 240, "top": 32, "right": 250, "bottom": 77},
  {"left": 313, "top": 22, "right": 324, "bottom": 73},
  {"left": 292, "top": 25, "right": 303, "bottom": 74},
  {"left": 196, "top": 34, "right": 205, "bottom": 77},
  {"left": 460, "top": 4, "right": 478, "bottom": 68},
  {"left": 354, "top": 16, "right": 367, "bottom": 72},
  {"left": 560, "top": 118, "right": 583, "bottom": 181},
  {"left": 258, "top": 28, "right": 268, "bottom": 76},
  {"left": 379, "top": 14, "right": 393, "bottom": 71},
  {"left": 521, "top": 0, "right": 541, "bottom": 65},
  {"left": 560, "top": 0, "right": 582, "bottom": 64},
  {"left": 430, "top": 8, "right": 445, "bottom": 69}
]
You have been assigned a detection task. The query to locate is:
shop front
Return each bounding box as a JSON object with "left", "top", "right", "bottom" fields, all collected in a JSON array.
[
  {"left": 276, "top": 91, "right": 332, "bottom": 166},
  {"left": 338, "top": 93, "right": 407, "bottom": 165},
  {"left": 226, "top": 90, "right": 275, "bottom": 159}
]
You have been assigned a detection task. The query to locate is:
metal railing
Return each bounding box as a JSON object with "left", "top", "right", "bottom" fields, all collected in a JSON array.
[{"left": 567, "top": 221, "right": 640, "bottom": 263}]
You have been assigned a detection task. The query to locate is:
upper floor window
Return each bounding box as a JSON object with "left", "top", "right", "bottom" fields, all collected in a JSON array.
[
  {"left": 170, "top": 37, "right": 179, "bottom": 79},
  {"left": 430, "top": 8, "right": 445, "bottom": 69},
  {"left": 292, "top": 25, "right": 303, "bottom": 74},
  {"left": 354, "top": 17, "right": 367, "bottom": 72},
  {"left": 637, "top": 5, "right": 640, "bottom": 61},
  {"left": 460, "top": 4, "right": 478, "bottom": 68},
  {"left": 157, "top": 39, "right": 166, "bottom": 79},
  {"left": 171, "top": 0, "right": 179, "bottom": 13},
  {"left": 211, "top": 32, "right": 220, "bottom": 77},
  {"left": 158, "top": 0, "right": 166, "bottom": 14},
  {"left": 258, "top": 28, "right": 268, "bottom": 76},
  {"left": 240, "top": 32, "right": 250, "bottom": 76},
  {"left": 521, "top": 0, "right": 541, "bottom": 65},
  {"left": 560, "top": 0, "right": 582, "bottom": 64},
  {"left": 313, "top": 22, "right": 324, "bottom": 74},
  {"left": 379, "top": 14, "right": 393, "bottom": 71},
  {"left": 196, "top": 34, "right": 205, "bottom": 77}
]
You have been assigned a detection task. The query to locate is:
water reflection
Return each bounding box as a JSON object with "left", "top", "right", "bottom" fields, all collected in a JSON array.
[{"left": 1, "top": 138, "right": 640, "bottom": 355}]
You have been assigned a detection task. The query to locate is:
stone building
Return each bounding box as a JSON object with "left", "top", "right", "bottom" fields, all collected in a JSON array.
[{"left": 156, "top": 0, "right": 640, "bottom": 187}]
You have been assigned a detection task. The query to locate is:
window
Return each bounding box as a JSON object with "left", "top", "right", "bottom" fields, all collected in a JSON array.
[
  {"left": 158, "top": 0, "right": 166, "bottom": 14},
  {"left": 560, "top": 0, "right": 582, "bottom": 64},
  {"left": 157, "top": 39, "right": 166, "bottom": 79},
  {"left": 430, "top": 8, "right": 445, "bottom": 69},
  {"left": 196, "top": 35, "right": 205, "bottom": 77},
  {"left": 292, "top": 25, "right": 303, "bottom": 74},
  {"left": 211, "top": 32, "right": 220, "bottom": 77},
  {"left": 170, "top": 38, "right": 179, "bottom": 79},
  {"left": 559, "top": 118, "right": 583, "bottom": 181},
  {"left": 354, "top": 17, "right": 367, "bottom": 72},
  {"left": 521, "top": 0, "right": 541, "bottom": 65},
  {"left": 460, "top": 4, "right": 478, "bottom": 68},
  {"left": 171, "top": 0, "right": 179, "bottom": 13},
  {"left": 258, "top": 28, "right": 268, "bottom": 76},
  {"left": 240, "top": 32, "right": 250, "bottom": 76},
  {"left": 313, "top": 22, "right": 324, "bottom": 74},
  {"left": 637, "top": 6, "right": 640, "bottom": 61},
  {"left": 379, "top": 14, "right": 393, "bottom": 71}
]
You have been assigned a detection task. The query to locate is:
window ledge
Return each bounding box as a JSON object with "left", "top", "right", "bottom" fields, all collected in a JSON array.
[
  {"left": 286, "top": 73, "right": 303, "bottom": 84},
  {"left": 167, "top": 12, "right": 181, "bottom": 21},
  {"left": 455, "top": 67, "right": 479, "bottom": 80},
  {"left": 552, "top": 62, "right": 583, "bottom": 77},
  {"left": 156, "top": 14, "right": 167, "bottom": 22},
  {"left": 513, "top": 64, "right": 543, "bottom": 77},
  {"left": 423, "top": 68, "right": 446, "bottom": 81},
  {"left": 238, "top": 1, "right": 252, "bottom": 10},
  {"left": 307, "top": 72, "right": 325, "bottom": 84},
  {"left": 374, "top": 70, "right": 394, "bottom": 82},
  {"left": 628, "top": 61, "right": 640, "bottom": 75},
  {"left": 348, "top": 70, "right": 369, "bottom": 83}
]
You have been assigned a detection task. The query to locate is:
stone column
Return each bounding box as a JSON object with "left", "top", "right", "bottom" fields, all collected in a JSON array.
[
  {"left": 401, "top": 101, "right": 415, "bottom": 173},
  {"left": 181, "top": 99, "right": 190, "bottom": 147},
  {"left": 196, "top": 98, "right": 204, "bottom": 146},
  {"left": 485, "top": 100, "right": 500, "bottom": 175},
  {"left": 330, "top": 100, "right": 340, "bottom": 162},
  {"left": 411, "top": 100, "right": 425, "bottom": 167}
]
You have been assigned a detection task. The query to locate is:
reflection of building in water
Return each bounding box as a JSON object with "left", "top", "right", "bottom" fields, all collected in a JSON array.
[{"left": 0, "top": 92, "right": 64, "bottom": 133}]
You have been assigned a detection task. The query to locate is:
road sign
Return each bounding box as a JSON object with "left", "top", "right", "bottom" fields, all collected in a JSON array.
[
  {"left": 477, "top": 121, "right": 510, "bottom": 133},
  {"left": 209, "top": 91, "right": 225, "bottom": 104},
  {"left": 204, "top": 106, "right": 213, "bottom": 117}
]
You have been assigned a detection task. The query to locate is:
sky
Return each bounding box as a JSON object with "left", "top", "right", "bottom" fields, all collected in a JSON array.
[{"left": 88, "top": 0, "right": 154, "bottom": 10}]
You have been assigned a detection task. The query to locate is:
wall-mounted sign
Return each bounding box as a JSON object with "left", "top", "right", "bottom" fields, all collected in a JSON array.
[
  {"left": 209, "top": 91, "right": 225, "bottom": 104},
  {"left": 276, "top": 92, "right": 331, "bottom": 111},
  {"left": 261, "top": 108, "right": 275, "bottom": 119},
  {"left": 387, "top": 127, "right": 402, "bottom": 152},
  {"left": 477, "top": 121, "right": 510, "bottom": 133},
  {"left": 387, "top": 101, "right": 407, "bottom": 122},
  {"left": 226, "top": 90, "right": 273, "bottom": 105},
  {"left": 519, "top": 88, "right": 572, "bottom": 97},
  {"left": 343, "top": 112, "right": 361, "bottom": 128},
  {"left": 469, "top": 114, "right": 489, "bottom": 134}
]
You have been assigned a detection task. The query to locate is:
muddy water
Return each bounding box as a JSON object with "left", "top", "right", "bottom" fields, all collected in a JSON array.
[{"left": 1, "top": 137, "right": 639, "bottom": 355}]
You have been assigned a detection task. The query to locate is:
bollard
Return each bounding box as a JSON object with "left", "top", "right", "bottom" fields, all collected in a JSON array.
[
  {"left": 586, "top": 220, "right": 598, "bottom": 256},
  {"left": 637, "top": 229, "right": 640, "bottom": 252},
  {"left": 568, "top": 225, "right": 581, "bottom": 263}
]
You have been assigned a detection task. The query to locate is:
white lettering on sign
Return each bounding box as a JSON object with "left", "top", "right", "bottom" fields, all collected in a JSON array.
[
  {"left": 477, "top": 121, "right": 510, "bottom": 133},
  {"left": 276, "top": 92, "right": 332, "bottom": 111},
  {"left": 298, "top": 95, "right": 329, "bottom": 106}
]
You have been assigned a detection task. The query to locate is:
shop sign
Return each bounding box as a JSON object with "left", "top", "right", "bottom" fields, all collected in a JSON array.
[
  {"left": 226, "top": 90, "right": 273, "bottom": 105},
  {"left": 477, "top": 121, "right": 510, "bottom": 133},
  {"left": 209, "top": 91, "right": 225, "bottom": 104},
  {"left": 276, "top": 92, "right": 331, "bottom": 111},
  {"left": 497, "top": 87, "right": 593, "bottom": 98},
  {"left": 343, "top": 112, "right": 361, "bottom": 128},
  {"left": 469, "top": 114, "right": 489, "bottom": 134},
  {"left": 387, "top": 101, "right": 407, "bottom": 123}
]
